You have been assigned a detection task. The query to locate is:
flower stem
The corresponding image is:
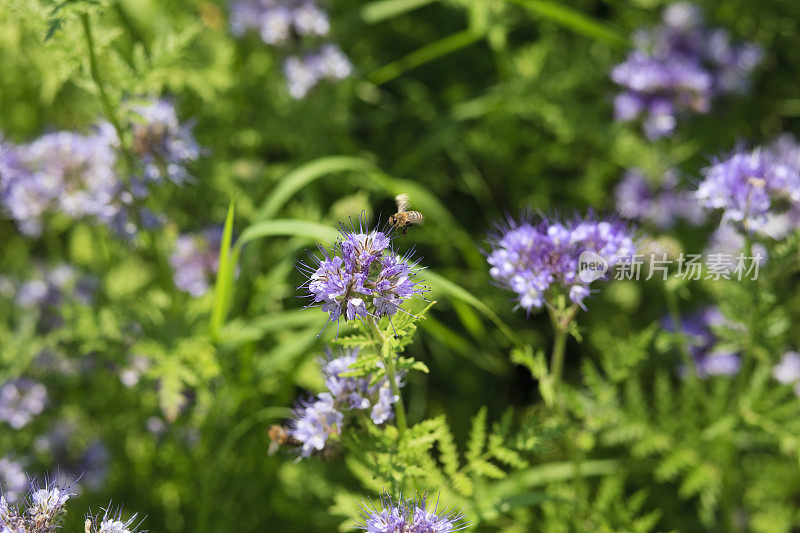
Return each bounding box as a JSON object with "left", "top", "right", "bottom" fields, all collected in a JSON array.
[
  {"left": 548, "top": 304, "right": 578, "bottom": 389},
  {"left": 368, "top": 318, "right": 407, "bottom": 437},
  {"left": 80, "top": 12, "right": 135, "bottom": 173}
]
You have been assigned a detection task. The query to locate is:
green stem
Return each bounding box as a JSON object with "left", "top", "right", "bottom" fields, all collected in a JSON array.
[
  {"left": 368, "top": 318, "right": 407, "bottom": 436},
  {"left": 548, "top": 304, "right": 578, "bottom": 389},
  {"left": 80, "top": 12, "right": 135, "bottom": 173}
]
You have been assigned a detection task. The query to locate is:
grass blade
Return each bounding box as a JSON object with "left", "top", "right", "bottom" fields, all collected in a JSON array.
[
  {"left": 210, "top": 199, "right": 236, "bottom": 341},
  {"left": 511, "top": 0, "right": 628, "bottom": 47}
]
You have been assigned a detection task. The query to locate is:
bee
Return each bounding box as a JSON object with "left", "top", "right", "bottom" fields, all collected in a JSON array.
[
  {"left": 388, "top": 194, "right": 424, "bottom": 235},
  {"left": 268, "top": 424, "right": 299, "bottom": 455}
]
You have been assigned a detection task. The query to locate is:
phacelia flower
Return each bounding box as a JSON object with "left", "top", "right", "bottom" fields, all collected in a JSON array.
[
  {"left": 126, "top": 98, "right": 200, "bottom": 185},
  {"left": 229, "top": 0, "right": 330, "bottom": 42},
  {"left": 86, "top": 507, "right": 141, "bottom": 533},
  {"left": 0, "top": 131, "right": 118, "bottom": 235},
  {"left": 696, "top": 146, "right": 800, "bottom": 233},
  {"left": 487, "top": 214, "right": 635, "bottom": 312},
  {"left": 301, "top": 220, "right": 425, "bottom": 328},
  {"left": 287, "top": 348, "right": 404, "bottom": 457},
  {"left": 615, "top": 168, "right": 705, "bottom": 229},
  {"left": 0, "top": 458, "right": 28, "bottom": 504},
  {"left": 26, "top": 479, "right": 74, "bottom": 526},
  {"left": 170, "top": 227, "right": 223, "bottom": 297},
  {"left": 665, "top": 307, "right": 741, "bottom": 379},
  {"left": 611, "top": 2, "right": 761, "bottom": 139},
  {"left": 0, "top": 379, "right": 47, "bottom": 429},
  {"left": 284, "top": 44, "right": 352, "bottom": 99},
  {"left": 356, "top": 492, "right": 469, "bottom": 533},
  {"left": 772, "top": 351, "right": 800, "bottom": 396}
]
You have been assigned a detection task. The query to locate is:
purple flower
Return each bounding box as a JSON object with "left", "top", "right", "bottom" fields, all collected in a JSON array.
[
  {"left": 289, "top": 393, "right": 344, "bottom": 457},
  {"left": 301, "top": 220, "right": 425, "bottom": 327},
  {"left": 773, "top": 351, "right": 800, "bottom": 385},
  {"left": 666, "top": 307, "right": 742, "bottom": 379},
  {"left": 0, "top": 379, "right": 47, "bottom": 429},
  {"left": 170, "top": 227, "right": 223, "bottom": 297},
  {"left": 229, "top": 0, "right": 330, "bottom": 42},
  {"left": 0, "top": 131, "right": 119, "bottom": 235},
  {"left": 0, "top": 458, "right": 27, "bottom": 504},
  {"left": 696, "top": 146, "right": 800, "bottom": 233},
  {"left": 611, "top": 3, "right": 761, "bottom": 139},
  {"left": 357, "top": 493, "right": 469, "bottom": 533},
  {"left": 27, "top": 479, "right": 73, "bottom": 521},
  {"left": 126, "top": 98, "right": 201, "bottom": 185},
  {"left": 286, "top": 348, "right": 404, "bottom": 458},
  {"left": 487, "top": 214, "right": 635, "bottom": 313},
  {"left": 283, "top": 45, "right": 352, "bottom": 99},
  {"left": 615, "top": 168, "right": 705, "bottom": 229},
  {"left": 86, "top": 507, "right": 141, "bottom": 533}
]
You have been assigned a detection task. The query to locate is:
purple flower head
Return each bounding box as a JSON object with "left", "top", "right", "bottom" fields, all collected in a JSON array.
[
  {"left": 666, "top": 307, "right": 741, "bottom": 379},
  {"left": 126, "top": 98, "right": 200, "bottom": 185},
  {"left": 0, "top": 131, "right": 120, "bottom": 234},
  {"left": 86, "top": 507, "right": 142, "bottom": 533},
  {"left": 170, "top": 227, "right": 223, "bottom": 297},
  {"left": 289, "top": 393, "right": 344, "bottom": 458},
  {"left": 0, "top": 379, "right": 47, "bottom": 429},
  {"left": 283, "top": 44, "right": 352, "bottom": 99},
  {"left": 615, "top": 168, "right": 705, "bottom": 229},
  {"left": 357, "top": 492, "right": 469, "bottom": 533},
  {"left": 286, "top": 348, "right": 404, "bottom": 458},
  {"left": 300, "top": 219, "right": 425, "bottom": 328},
  {"left": 696, "top": 146, "right": 800, "bottom": 233},
  {"left": 0, "top": 458, "right": 27, "bottom": 504},
  {"left": 773, "top": 351, "right": 800, "bottom": 386},
  {"left": 611, "top": 3, "right": 761, "bottom": 139},
  {"left": 26, "top": 477, "right": 75, "bottom": 523},
  {"left": 229, "top": 0, "right": 330, "bottom": 42},
  {"left": 487, "top": 213, "right": 635, "bottom": 313}
]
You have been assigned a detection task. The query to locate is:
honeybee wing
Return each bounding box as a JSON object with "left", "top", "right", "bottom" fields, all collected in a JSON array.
[{"left": 394, "top": 194, "right": 410, "bottom": 213}]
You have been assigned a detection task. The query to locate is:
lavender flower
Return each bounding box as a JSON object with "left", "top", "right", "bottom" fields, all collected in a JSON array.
[
  {"left": 356, "top": 492, "right": 469, "bottom": 533},
  {"left": 170, "top": 227, "right": 223, "bottom": 297},
  {"left": 666, "top": 307, "right": 741, "bottom": 379},
  {"left": 611, "top": 2, "right": 761, "bottom": 139},
  {"left": 615, "top": 168, "right": 705, "bottom": 229},
  {"left": 487, "top": 214, "right": 635, "bottom": 312},
  {"left": 301, "top": 220, "right": 424, "bottom": 327},
  {"left": 0, "top": 379, "right": 47, "bottom": 429},
  {"left": 0, "top": 131, "right": 118, "bottom": 235},
  {"left": 290, "top": 393, "right": 343, "bottom": 457},
  {"left": 696, "top": 146, "right": 800, "bottom": 233},
  {"left": 0, "top": 458, "right": 27, "bottom": 504},
  {"left": 126, "top": 98, "right": 201, "bottom": 185},
  {"left": 287, "top": 348, "right": 404, "bottom": 457},
  {"left": 284, "top": 44, "right": 352, "bottom": 99},
  {"left": 772, "top": 351, "right": 800, "bottom": 387},
  {"left": 229, "top": 0, "right": 330, "bottom": 42},
  {"left": 86, "top": 507, "right": 141, "bottom": 533}
]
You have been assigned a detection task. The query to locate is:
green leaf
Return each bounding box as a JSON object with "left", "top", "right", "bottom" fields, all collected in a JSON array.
[
  {"left": 467, "top": 406, "right": 488, "bottom": 463},
  {"left": 210, "top": 199, "right": 237, "bottom": 341},
  {"left": 237, "top": 219, "right": 339, "bottom": 247},
  {"left": 510, "top": 0, "right": 628, "bottom": 47},
  {"left": 360, "top": 0, "right": 438, "bottom": 24},
  {"left": 424, "top": 270, "right": 522, "bottom": 347}
]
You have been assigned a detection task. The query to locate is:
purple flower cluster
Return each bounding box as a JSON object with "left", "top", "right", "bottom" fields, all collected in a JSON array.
[
  {"left": 772, "top": 351, "right": 800, "bottom": 396},
  {"left": 666, "top": 307, "right": 741, "bottom": 379},
  {"left": 289, "top": 348, "right": 403, "bottom": 457},
  {"left": 0, "top": 457, "right": 28, "bottom": 504},
  {"left": 169, "top": 227, "right": 223, "bottom": 297},
  {"left": 284, "top": 44, "right": 352, "bottom": 99},
  {"left": 228, "top": 1, "right": 352, "bottom": 98},
  {"left": 357, "top": 492, "right": 469, "bottom": 533},
  {"left": 302, "top": 222, "right": 424, "bottom": 327},
  {"left": 611, "top": 2, "right": 762, "bottom": 139},
  {"left": 696, "top": 141, "right": 800, "bottom": 236},
  {"left": 229, "top": 0, "right": 329, "bottom": 43},
  {"left": 0, "top": 130, "right": 117, "bottom": 236},
  {"left": 615, "top": 168, "right": 705, "bottom": 229},
  {"left": 0, "top": 98, "right": 198, "bottom": 239},
  {"left": 126, "top": 99, "right": 201, "bottom": 185},
  {"left": 0, "top": 475, "right": 141, "bottom": 533},
  {"left": 487, "top": 214, "right": 635, "bottom": 312},
  {"left": 0, "top": 379, "right": 47, "bottom": 429}
]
